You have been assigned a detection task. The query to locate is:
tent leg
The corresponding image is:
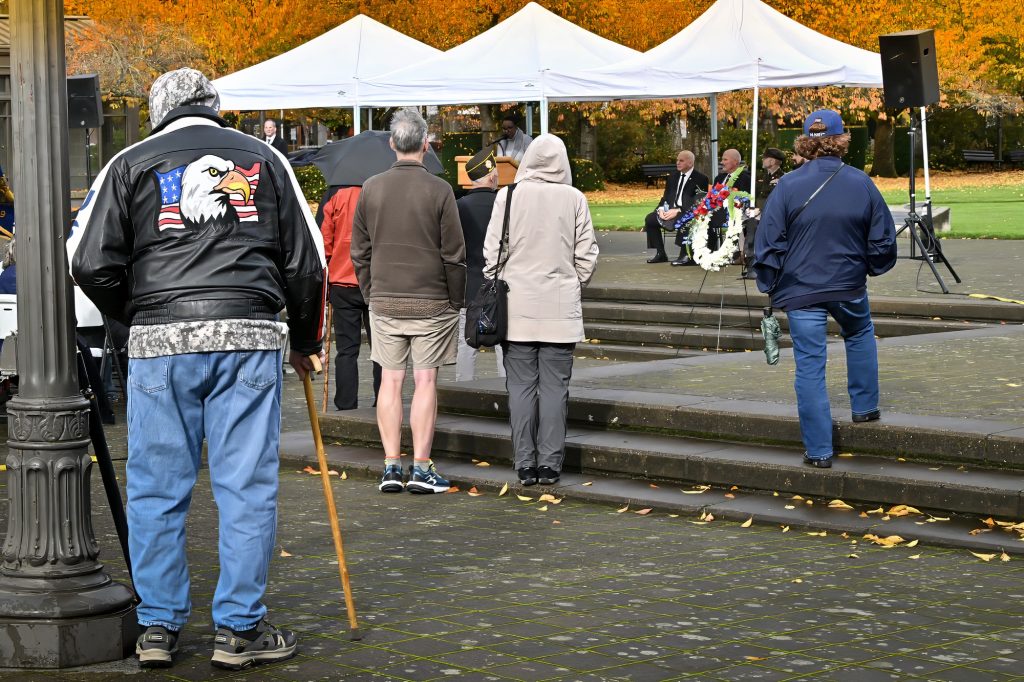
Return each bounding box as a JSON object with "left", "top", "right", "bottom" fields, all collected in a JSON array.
[
  {"left": 539, "top": 97, "right": 549, "bottom": 134},
  {"left": 353, "top": 106, "right": 361, "bottom": 135},
  {"left": 368, "top": 107, "right": 373, "bottom": 131},
  {"left": 710, "top": 95, "right": 719, "bottom": 180},
  {"left": 526, "top": 104, "right": 534, "bottom": 136},
  {"left": 750, "top": 78, "right": 760, "bottom": 208}
]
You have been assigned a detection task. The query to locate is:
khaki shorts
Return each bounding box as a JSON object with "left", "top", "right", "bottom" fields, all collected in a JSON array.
[{"left": 370, "top": 309, "right": 460, "bottom": 370}]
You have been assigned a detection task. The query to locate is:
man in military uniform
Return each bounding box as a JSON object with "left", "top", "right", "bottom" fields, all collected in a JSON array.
[{"left": 456, "top": 148, "right": 504, "bottom": 380}]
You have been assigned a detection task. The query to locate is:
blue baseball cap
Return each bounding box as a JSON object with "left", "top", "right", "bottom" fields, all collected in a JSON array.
[{"left": 803, "top": 109, "right": 845, "bottom": 137}]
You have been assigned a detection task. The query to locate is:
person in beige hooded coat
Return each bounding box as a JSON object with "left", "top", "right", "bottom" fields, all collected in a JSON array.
[{"left": 483, "top": 134, "right": 599, "bottom": 486}]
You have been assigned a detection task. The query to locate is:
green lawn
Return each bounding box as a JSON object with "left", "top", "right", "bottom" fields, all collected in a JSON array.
[{"left": 589, "top": 185, "right": 1024, "bottom": 239}]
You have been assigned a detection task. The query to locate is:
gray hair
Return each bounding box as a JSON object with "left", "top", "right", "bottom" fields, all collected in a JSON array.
[{"left": 390, "top": 108, "right": 428, "bottom": 154}]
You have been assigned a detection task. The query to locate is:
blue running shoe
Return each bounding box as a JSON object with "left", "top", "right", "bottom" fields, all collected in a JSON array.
[
  {"left": 379, "top": 464, "right": 405, "bottom": 493},
  {"left": 406, "top": 461, "right": 451, "bottom": 494}
]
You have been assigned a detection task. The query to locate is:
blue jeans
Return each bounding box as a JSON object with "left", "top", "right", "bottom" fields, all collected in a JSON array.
[
  {"left": 786, "top": 297, "right": 879, "bottom": 459},
  {"left": 127, "top": 350, "right": 283, "bottom": 631}
]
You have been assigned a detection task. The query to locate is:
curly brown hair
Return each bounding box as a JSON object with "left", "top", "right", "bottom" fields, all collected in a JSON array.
[{"left": 794, "top": 121, "right": 850, "bottom": 159}]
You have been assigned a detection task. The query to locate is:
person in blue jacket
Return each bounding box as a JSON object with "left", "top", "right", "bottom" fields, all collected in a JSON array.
[{"left": 754, "top": 109, "right": 897, "bottom": 469}]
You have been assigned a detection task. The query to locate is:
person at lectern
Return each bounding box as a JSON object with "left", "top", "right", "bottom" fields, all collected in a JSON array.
[{"left": 495, "top": 115, "right": 533, "bottom": 164}]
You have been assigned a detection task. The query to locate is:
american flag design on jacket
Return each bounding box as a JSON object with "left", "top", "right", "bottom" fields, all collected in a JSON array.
[{"left": 155, "top": 155, "right": 261, "bottom": 231}]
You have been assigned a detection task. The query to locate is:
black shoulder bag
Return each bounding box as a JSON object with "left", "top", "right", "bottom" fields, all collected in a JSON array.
[{"left": 465, "top": 183, "right": 516, "bottom": 349}]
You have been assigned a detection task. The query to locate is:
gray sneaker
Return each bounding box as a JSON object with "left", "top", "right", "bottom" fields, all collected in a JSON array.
[
  {"left": 136, "top": 625, "right": 179, "bottom": 668},
  {"left": 210, "top": 620, "right": 297, "bottom": 670}
]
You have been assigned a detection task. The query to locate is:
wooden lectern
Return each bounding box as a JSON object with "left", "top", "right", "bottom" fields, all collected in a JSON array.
[{"left": 455, "top": 155, "right": 519, "bottom": 188}]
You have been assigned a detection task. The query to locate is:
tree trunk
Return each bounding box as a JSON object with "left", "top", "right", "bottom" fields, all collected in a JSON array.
[
  {"left": 578, "top": 111, "right": 597, "bottom": 161},
  {"left": 871, "top": 113, "right": 897, "bottom": 177},
  {"left": 480, "top": 104, "right": 497, "bottom": 148}
]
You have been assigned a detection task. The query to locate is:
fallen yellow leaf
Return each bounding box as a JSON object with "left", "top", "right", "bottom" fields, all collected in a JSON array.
[
  {"left": 581, "top": 481, "right": 594, "bottom": 486},
  {"left": 971, "top": 552, "right": 997, "bottom": 562},
  {"left": 538, "top": 493, "right": 558, "bottom": 503},
  {"left": 772, "top": 491, "right": 779, "bottom": 497},
  {"left": 848, "top": 553, "right": 859, "bottom": 559},
  {"left": 279, "top": 549, "right": 293, "bottom": 557},
  {"left": 517, "top": 495, "right": 533, "bottom": 502},
  {"left": 617, "top": 505, "right": 629, "bottom": 513},
  {"left": 635, "top": 508, "right": 653, "bottom": 515},
  {"left": 668, "top": 514, "right": 680, "bottom": 518},
  {"left": 791, "top": 495, "right": 805, "bottom": 500},
  {"left": 499, "top": 482, "right": 509, "bottom": 497},
  {"left": 689, "top": 521, "right": 709, "bottom": 525},
  {"left": 828, "top": 499, "right": 854, "bottom": 510},
  {"left": 784, "top": 505, "right": 796, "bottom": 510},
  {"left": 887, "top": 504, "right": 923, "bottom": 517},
  {"left": 791, "top": 578, "right": 803, "bottom": 583},
  {"left": 864, "top": 534, "right": 905, "bottom": 547},
  {"left": 538, "top": 505, "right": 549, "bottom": 511},
  {"left": 302, "top": 466, "right": 318, "bottom": 475},
  {"left": 744, "top": 656, "right": 767, "bottom": 661},
  {"left": 649, "top": 483, "right": 659, "bottom": 489},
  {"left": 741, "top": 517, "right": 753, "bottom": 528},
  {"left": 724, "top": 493, "right": 736, "bottom": 499},
  {"left": 705, "top": 514, "right": 715, "bottom": 522},
  {"left": 340, "top": 471, "right": 348, "bottom": 480},
  {"left": 866, "top": 507, "right": 885, "bottom": 515},
  {"left": 682, "top": 485, "right": 711, "bottom": 494},
  {"left": 446, "top": 486, "right": 460, "bottom": 494},
  {"left": 908, "top": 554, "right": 921, "bottom": 560},
  {"left": 806, "top": 531, "right": 827, "bottom": 537},
  {"left": 905, "top": 539, "right": 919, "bottom": 548},
  {"left": 781, "top": 526, "right": 790, "bottom": 532},
  {"left": 468, "top": 486, "right": 479, "bottom": 494},
  {"left": 552, "top": 520, "right": 562, "bottom": 525},
  {"left": 837, "top": 453, "right": 854, "bottom": 458},
  {"left": 1000, "top": 552, "right": 1011, "bottom": 562},
  {"left": 730, "top": 485, "right": 739, "bottom": 491},
  {"left": 327, "top": 469, "right": 339, "bottom": 476},
  {"left": 476, "top": 461, "right": 491, "bottom": 467}
]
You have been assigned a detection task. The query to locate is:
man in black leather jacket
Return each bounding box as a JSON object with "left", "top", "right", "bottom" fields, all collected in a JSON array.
[{"left": 68, "top": 68, "right": 325, "bottom": 671}]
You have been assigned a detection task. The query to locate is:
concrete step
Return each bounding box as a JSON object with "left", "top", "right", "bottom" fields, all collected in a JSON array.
[
  {"left": 434, "top": 382, "right": 1024, "bottom": 470},
  {"left": 282, "top": 432, "right": 1024, "bottom": 557},
  {"left": 584, "top": 286, "right": 1024, "bottom": 324},
  {"left": 584, "top": 321, "right": 785, "bottom": 351},
  {"left": 279, "top": 432, "right": 1024, "bottom": 555},
  {"left": 583, "top": 301, "right": 985, "bottom": 338},
  {"left": 312, "top": 410, "right": 1024, "bottom": 522},
  {"left": 571, "top": 342, "right": 698, "bottom": 362}
]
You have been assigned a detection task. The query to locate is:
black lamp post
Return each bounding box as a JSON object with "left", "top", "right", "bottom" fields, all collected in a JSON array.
[{"left": 0, "top": 0, "right": 136, "bottom": 667}]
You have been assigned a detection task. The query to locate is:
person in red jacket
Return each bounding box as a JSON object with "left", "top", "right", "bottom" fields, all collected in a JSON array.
[{"left": 319, "top": 185, "right": 382, "bottom": 410}]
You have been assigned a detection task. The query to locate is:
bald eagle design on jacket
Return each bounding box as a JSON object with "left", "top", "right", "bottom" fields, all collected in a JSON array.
[{"left": 156, "top": 155, "right": 261, "bottom": 231}]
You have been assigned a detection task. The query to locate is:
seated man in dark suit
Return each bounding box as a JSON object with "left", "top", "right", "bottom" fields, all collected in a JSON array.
[
  {"left": 644, "top": 150, "right": 709, "bottom": 265},
  {"left": 708, "top": 148, "right": 751, "bottom": 253}
]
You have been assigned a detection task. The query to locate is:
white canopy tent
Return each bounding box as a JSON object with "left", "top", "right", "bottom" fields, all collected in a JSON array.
[
  {"left": 212, "top": 15, "right": 441, "bottom": 133},
  {"left": 356, "top": 2, "right": 640, "bottom": 132},
  {"left": 545, "top": 0, "right": 884, "bottom": 200}
]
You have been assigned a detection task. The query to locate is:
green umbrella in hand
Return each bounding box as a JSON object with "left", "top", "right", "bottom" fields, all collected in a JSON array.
[{"left": 761, "top": 307, "right": 781, "bottom": 365}]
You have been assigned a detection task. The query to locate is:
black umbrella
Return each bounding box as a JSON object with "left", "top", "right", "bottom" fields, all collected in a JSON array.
[{"left": 312, "top": 130, "right": 444, "bottom": 186}]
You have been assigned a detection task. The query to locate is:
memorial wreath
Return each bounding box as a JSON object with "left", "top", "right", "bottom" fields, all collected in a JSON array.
[{"left": 674, "top": 167, "right": 752, "bottom": 271}]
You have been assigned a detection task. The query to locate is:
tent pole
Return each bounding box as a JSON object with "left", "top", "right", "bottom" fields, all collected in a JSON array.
[
  {"left": 919, "top": 105, "right": 932, "bottom": 214},
  {"left": 710, "top": 94, "right": 719, "bottom": 180},
  {"left": 368, "top": 107, "right": 373, "bottom": 131},
  {"left": 540, "top": 96, "right": 549, "bottom": 134},
  {"left": 749, "top": 60, "right": 761, "bottom": 208},
  {"left": 526, "top": 103, "right": 534, "bottom": 136},
  {"left": 353, "top": 106, "right": 361, "bottom": 135}
]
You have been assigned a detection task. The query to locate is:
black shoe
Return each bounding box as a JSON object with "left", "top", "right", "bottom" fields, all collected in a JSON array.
[
  {"left": 852, "top": 409, "right": 881, "bottom": 423},
  {"left": 537, "top": 466, "right": 560, "bottom": 485},
  {"left": 671, "top": 256, "right": 692, "bottom": 266},
  {"left": 518, "top": 467, "right": 538, "bottom": 486},
  {"left": 647, "top": 253, "right": 668, "bottom": 264},
  {"left": 136, "top": 625, "right": 179, "bottom": 669},
  {"left": 211, "top": 620, "right": 297, "bottom": 670},
  {"left": 802, "top": 454, "right": 833, "bottom": 469}
]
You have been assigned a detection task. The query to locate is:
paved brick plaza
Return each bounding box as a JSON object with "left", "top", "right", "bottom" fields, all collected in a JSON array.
[{"left": 2, "top": 433, "right": 1023, "bottom": 681}]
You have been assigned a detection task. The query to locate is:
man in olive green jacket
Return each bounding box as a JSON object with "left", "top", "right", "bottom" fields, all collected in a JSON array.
[{"left": 351, "top": 108, "right": 466, "bottom": 495}]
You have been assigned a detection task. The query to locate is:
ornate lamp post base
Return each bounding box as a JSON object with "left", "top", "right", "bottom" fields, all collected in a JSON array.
[{"left": 0, "top": 605, "right": 137, "bottom": 668}]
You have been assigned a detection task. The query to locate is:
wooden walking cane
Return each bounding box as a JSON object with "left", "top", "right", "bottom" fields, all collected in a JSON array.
[
  {"left": 301, "top": 354, "right": 361, "bottom": 640},
  {"left": 320, "top": 305, "right": 333, "bottom": 412}
]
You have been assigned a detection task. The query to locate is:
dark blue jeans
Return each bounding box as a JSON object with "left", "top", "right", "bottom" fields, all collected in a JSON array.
[{"left": 786, "top": 296, "right": 879, "bottom": 459}]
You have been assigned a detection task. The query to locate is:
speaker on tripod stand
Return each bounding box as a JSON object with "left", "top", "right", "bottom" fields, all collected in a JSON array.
[
  {"left": 67, "top": 74, "right": 104, "bottom": 187},
  {"left": 878, "top": 29, "right": 961, "bottom": 293}
]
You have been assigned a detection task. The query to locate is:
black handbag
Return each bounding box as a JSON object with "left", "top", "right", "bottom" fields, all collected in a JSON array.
[{"left": 465, "top": 183, "right": 516, "bottom": 349}]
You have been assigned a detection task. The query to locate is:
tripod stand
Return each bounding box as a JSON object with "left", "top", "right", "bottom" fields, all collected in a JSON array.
[{"left": 894, "top": 110, "right": 961, "bottom": 293}]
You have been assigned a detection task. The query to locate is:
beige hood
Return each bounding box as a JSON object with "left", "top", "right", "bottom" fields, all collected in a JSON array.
[{"left": 514, "top": 133, "right": 571, "bottom": 185}]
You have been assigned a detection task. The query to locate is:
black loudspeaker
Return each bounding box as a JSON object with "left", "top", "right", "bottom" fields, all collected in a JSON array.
[
  {"left": 67, "top": 74, "right": 103, "bottom": 129},
  {"left": 878, "top": 30, "right": 940, "bottom": 109}
]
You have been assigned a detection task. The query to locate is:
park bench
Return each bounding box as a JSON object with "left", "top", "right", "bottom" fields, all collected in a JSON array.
[
  {"left": 1006, "top": 149, "right": 1024, "bottom": 167},
  {"left": 641, "top": 163, "right": 674, "bottom": 187},
  {"left": 962, "top": 149, "right": 997, "bottom": 170}
]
